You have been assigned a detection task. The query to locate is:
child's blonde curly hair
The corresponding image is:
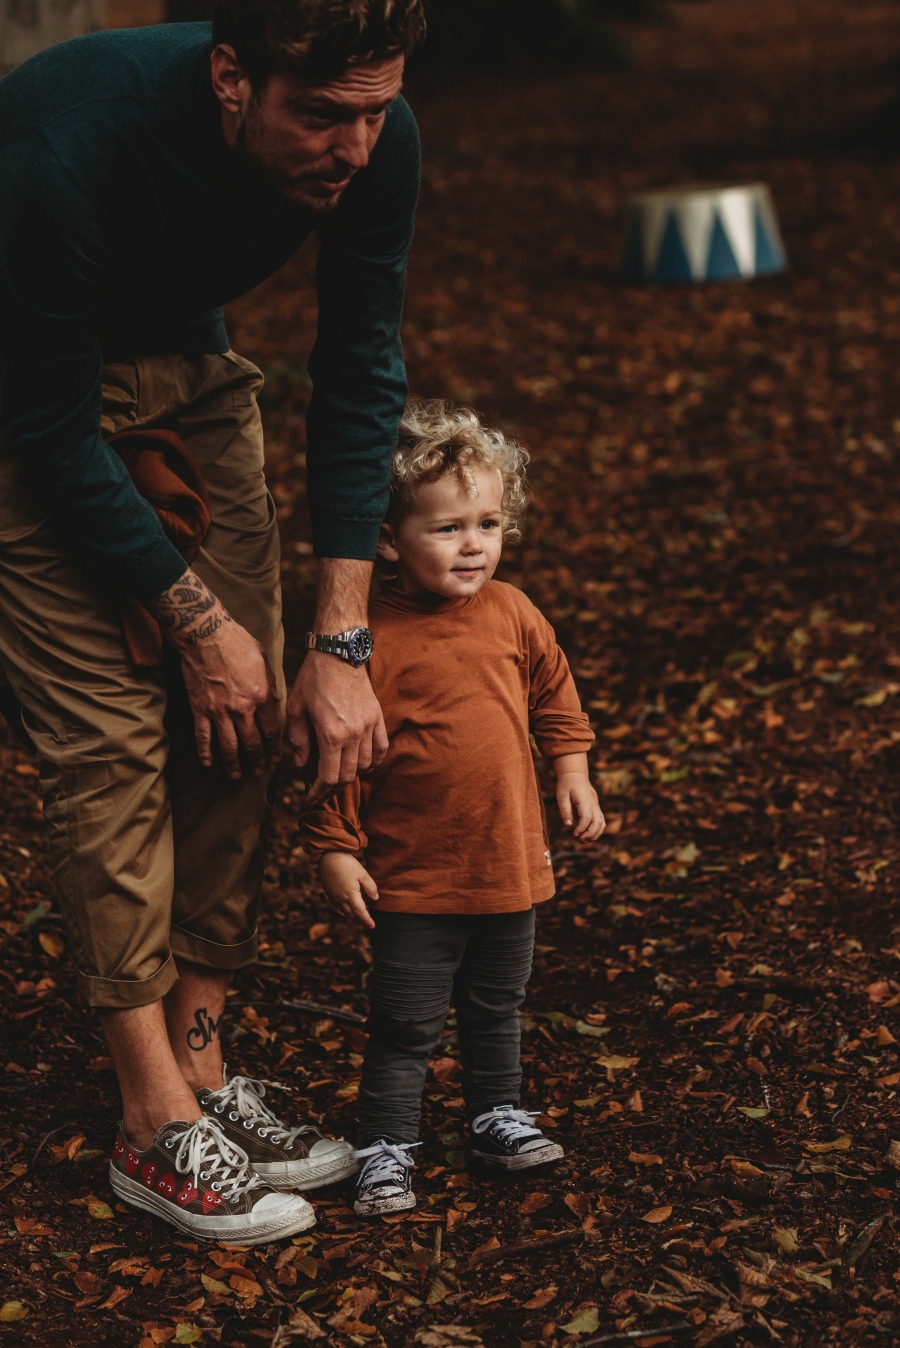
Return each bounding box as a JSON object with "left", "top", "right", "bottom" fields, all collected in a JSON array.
[{"left": 387, "top": 399, "right": 529, "bottom": 540}]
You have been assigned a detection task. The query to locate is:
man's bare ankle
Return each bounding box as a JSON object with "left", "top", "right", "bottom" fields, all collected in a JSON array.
[
  {"left": 123, "top": 1104, "right": 203, "bottom": 1153},
  {"left": 177, "top": 1062, "right": 226, "bottom": 1095}
]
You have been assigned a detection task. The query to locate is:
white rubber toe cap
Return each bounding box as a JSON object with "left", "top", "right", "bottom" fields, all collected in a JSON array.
[
  {"left": 251, "top": 1191, "right": 314, "bottom": 1222},
  {"left": 308, "top": 1137, "right": 351, "bottom": 1159}
]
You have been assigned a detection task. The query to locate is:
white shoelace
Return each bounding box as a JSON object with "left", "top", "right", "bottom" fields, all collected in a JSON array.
[
  {"left": 352, "top": 1139, "right": 421, "bottom": 1190},
  {"left": 165, "top": 1116, "right": 263, "bottom": 1202},
  {"left": 207, "top": 1075, "right": 317, "bottom": 1149},
  {"left": 471, "top": 1106, "right": 543, "bottom": 1144}
]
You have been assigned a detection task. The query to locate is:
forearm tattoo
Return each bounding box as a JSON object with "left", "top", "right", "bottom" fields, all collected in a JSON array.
[
  {"left": 150, "top": 568, "right": 233, "bottom": 645},
  {"left": 186, "top": 1007, "right": 220, "bottom": 1051}
]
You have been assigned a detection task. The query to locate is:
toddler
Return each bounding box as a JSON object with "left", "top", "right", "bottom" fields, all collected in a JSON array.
[{"left": 300, "top": 400, "right": 604, "bottom": 1216}]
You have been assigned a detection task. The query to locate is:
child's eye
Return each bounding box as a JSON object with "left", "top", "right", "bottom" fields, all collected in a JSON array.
[
  {"left": 480, "top": 519, "right": 501, "bottom": 530},
  {"left": 438, "top": 524, "right": 458, "bottom": 533}
]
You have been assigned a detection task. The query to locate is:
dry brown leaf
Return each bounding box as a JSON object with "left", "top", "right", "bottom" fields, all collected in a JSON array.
[
  {"left": 285, "top": 1305, "right": 327, "bottom": 1340},
  {"left": 98, "top": 1286, "right": 131, "bottom": 1310},
  {"left": 446, "top": 1209, "right": 467, "bottom": 1233},
  {"left": 38, "top": 930, "right": 64, "bottom": 959},
  {"left": 803, "top": 1134, "right": 852, "bottom": 1153},
  {"left": 72, "top": 1271, "right": 103, "bottom": 1296},
  {"left": 730, "top": 1159, "right": 764, "bottom": 1179},
  {"left": 524, "top": 1286, "right": 558, "bottom": 1309},
  {"left": 14, "top": 1217, "right": 54, "bottom": 1236},
  {"left": 431, "top": 1058, "right": 461, "bottom": 1083},
  {"left": 308, "top": 922, "right": 330, "bottom": 942},
  {"left": 641, "top": 1204, "right": 673, "bottom": 1224},
  {"left": 697, "top": 1305, "right": 745, "bottom": 1346},
  {"left": 737, "top": 1261, "right": 773, "bottom": 1307},
  {"left": 230, "top": 1273, "right": 264, "bottom": 1298},
  {"left": 876, "top": 1024, "right": 897, "bottom": 1045},
  {"left": 518, "top": 1191, "right": 550, "bottom": 1215},
  {"left": 628, "top": 1151, "right": 662, "bottom": 1166}
]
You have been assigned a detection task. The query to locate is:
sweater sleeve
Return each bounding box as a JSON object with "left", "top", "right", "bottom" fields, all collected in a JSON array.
[
  {"left": 0, "top": 137, "right": 188, "bottom": 603},
  {"left": 300, "top": 778, "right": 369, "bottom": 864},
  {"left": 525, "top": 601, "right": 595, "bottom": 760},
  {"left": 305, "top": 96, "right": 420, "bottom": 560}
]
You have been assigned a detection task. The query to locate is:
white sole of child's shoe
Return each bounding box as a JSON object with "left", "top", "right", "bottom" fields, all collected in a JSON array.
[
  {"left": 469, "top": 1142, "right": 565, "bottom": 1170},
  {"left": 354, "top": 1190, "right": 416, "bottom": 1218},
  {"left": 109, "top": 1166, "right": 316, "bottom": 1243},
  {"left": 255, "top": 1151, "right": 361, "bottom": 1191}
]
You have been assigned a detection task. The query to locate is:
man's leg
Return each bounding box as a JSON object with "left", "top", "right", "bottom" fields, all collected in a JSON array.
[
  {"left": 100, "top": 1003, "right": 202, "bottom": 1151},
  {"left": 163, "top": 960, "right": 230, "bottom": 1094}
]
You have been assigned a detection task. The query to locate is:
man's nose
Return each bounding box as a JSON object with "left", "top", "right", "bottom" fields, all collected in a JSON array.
[{"left": 334, "top": 118, "right": 371, "bottom": 171}]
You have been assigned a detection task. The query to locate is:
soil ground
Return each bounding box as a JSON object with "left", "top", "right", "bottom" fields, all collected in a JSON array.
[{"left": 5, "top": 2, "right": 900, "bottom": 1345}]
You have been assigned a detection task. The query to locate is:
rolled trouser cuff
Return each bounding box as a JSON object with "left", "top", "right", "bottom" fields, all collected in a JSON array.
[
  {"left": 170, "top": 923, "right": 258, "bottom": 970},
  {"left": 77, "top": 953, "right": 179, "bottom": 1010}
]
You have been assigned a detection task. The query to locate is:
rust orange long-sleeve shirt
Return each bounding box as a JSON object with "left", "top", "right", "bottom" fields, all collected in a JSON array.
[{"left": 300, "top": 579, "right": 595, "bottom": 914}]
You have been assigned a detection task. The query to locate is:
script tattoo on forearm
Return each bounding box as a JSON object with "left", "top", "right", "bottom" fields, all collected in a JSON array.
[
  {"left": 150, "top": 567, "right": 233, "bottom": 644},
  {"left": 186, "top": 1006, "right": 220, "bottom": 1051}
]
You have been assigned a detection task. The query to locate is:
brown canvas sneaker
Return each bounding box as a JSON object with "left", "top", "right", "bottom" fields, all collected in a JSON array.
[
  {"left": 109, "top": 1115, "right": 315, "bottom": 1243},
  {"left": 198, "top": 1073, "right": 358, "bottom": 1191}
]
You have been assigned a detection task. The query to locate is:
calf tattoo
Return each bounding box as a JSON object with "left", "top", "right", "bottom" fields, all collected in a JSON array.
[{"left": 186, "top": 1006, "right": 220, "bottom": 1051}]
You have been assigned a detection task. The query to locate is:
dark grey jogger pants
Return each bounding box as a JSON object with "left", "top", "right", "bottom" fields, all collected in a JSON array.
[{"left": 358, "top": 908, "right": 536, "bottom": 1145}]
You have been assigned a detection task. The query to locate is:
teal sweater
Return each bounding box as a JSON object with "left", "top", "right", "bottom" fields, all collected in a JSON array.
[{"left": 0, "top": 24, "right": 419, "bottom": 601}]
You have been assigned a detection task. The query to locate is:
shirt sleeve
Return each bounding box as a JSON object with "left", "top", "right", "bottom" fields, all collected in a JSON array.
[
  {"left": 525, "top": 599, "right": 596, "bottom": 760},
  {"left": 305, "top": 95, "right": 420, "bottom": 560},
  {"left": 0, "top": 137, "right": 189, "bottom": 603},
  {"left": 300, "top": 778, "right": 369, "bottom": 864}
]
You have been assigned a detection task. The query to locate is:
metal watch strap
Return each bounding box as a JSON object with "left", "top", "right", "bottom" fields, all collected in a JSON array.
[{"left": 307, "top": 632, "right": 346, "bottom": 658}]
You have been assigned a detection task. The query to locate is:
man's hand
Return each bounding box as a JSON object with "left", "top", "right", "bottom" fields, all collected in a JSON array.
[
  {"left": 150, "top": 566, "right": 281, "bottom": 779},
  {"left": 287, "top": 557, "right": 388, "bottom": 801},
  {"left": 554, "top": 752, "right": 605, "bottom": 842},
  {"left": 319, "top": 851, "right": 378, "bottom": 929}
]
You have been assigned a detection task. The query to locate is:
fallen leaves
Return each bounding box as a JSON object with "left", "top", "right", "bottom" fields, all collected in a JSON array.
[
  {"left": 802, "top": 1135, "right": 852, "bottom": 1154},
  {"left": 518, "top": 1192, "right": 550, "bottom": 1215},
  {"left": 523, "top": 1286, "right": 558, "bottom": 1309},
  {"left": 628, "top": 1151, "right": 663, "bottom": 1166},
  {"left": 559, "top": 1306, "right": 599, "bottom": 1334},
  {"left": 0, "top": 1302, "right": 28, "bottom": 1322},
  {"left": 86, "top": 1197, "right": 114, "bottom": 1220},
  {"left": 640, "top": 1205, "right": 673, "bottom": 1224},
  {"left": 37, "top": 930, "right": 64, "bottom": 959}
]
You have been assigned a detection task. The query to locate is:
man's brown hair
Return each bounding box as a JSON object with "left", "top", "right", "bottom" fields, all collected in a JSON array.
[{"left": 212, "top": 0, "right": 426, "bottom": 87}]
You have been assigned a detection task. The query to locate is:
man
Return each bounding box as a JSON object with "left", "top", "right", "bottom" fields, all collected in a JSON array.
[{"left": 0, "top": 0, "right": 423, "bottom": 1241}]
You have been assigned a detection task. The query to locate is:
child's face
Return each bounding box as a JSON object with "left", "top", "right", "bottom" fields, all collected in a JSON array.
[{"left": 378, "top": 467, "right": 505, "bottom": 599}]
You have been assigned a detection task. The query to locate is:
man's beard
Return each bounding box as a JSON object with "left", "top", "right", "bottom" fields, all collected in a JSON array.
[{"left": 236, "top": 108, "right": 347, "bottom": 214}]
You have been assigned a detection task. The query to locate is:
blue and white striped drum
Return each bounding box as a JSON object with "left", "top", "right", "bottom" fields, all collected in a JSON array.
[{"left": 623, "top": 183, "right": 787, "bottom": 284}]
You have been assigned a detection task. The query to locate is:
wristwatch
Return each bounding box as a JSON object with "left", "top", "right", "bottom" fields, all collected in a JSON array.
[{"left": 305, "top": 626, "right": 375, "bottom": 667}]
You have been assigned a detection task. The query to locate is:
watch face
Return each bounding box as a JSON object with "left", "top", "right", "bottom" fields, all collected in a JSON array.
[{"left": 348, "top": 627, "right": 375, "bottom": 666}]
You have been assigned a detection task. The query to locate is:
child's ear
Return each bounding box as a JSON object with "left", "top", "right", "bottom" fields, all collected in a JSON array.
[{"left": 377, "top": 522, "right": 400, "bottom": 564}]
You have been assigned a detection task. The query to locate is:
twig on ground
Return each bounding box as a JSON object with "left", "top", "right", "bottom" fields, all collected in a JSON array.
[
  {"left": 463, "top": 1228, "right": 582, "bottom": 1270},
  {"left": 579, "top": 1323, "right": 695, "bottom": 1347},
  {"left": 241, "top": 999, "right": 367, "bottom": 1026}
]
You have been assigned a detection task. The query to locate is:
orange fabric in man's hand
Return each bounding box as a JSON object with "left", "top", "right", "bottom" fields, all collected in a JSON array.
[
  {"left": 107, "top": 428, "right": 211, "bottom": 667},
  {"left": 300, "top": 579, "right": 595, "bottom": 914}
]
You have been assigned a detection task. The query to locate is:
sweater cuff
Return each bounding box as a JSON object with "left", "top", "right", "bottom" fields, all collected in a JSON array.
[
  {"left": 536, "top": 736, "right": 595, "bottom": 760},
  {"left": 127, "top": 536, "right": 190, "bottom": 604},
  {"left": 311, "top": 514, "right": 383, "bottom": 561}
]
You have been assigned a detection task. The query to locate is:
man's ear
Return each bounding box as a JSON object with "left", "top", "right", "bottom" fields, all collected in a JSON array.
[
  {"left": 210, "top": 43, "right": 252, "bottom": 124},
  {"left": 377, "top": 522, "right": 400, "bottom": 564}
]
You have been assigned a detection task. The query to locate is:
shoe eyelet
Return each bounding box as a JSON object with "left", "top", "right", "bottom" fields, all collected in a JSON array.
[
  {"left": 211, "top": 1182, "right": 221, "bottom": 1192},
  {"left": 243, "top": 1120, "right": 254, "bottom": 1130},
  {"left": 214, "top": 1104, "right": 224, "bottom": 1114},
  {"left": 229, "top": 1112, "right": 239, "bottom": 1122},
  {"left": 165, "top": 1140, "right": 174, "bottom": 1148},
  {"left": 200, "top": 1171, "right": 210, "bottom": 1181},
  {"left": 230, "top": 1195, "right": 239, "bottom": 1204}
]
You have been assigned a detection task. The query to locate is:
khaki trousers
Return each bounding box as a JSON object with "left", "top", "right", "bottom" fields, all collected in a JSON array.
[{"left": 0, "top": 353, "right": 283, "bottom": 1008}]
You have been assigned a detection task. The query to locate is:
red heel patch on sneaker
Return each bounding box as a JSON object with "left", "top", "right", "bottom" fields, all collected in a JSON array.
[
  {"left": 141, "top": 1162, "right": 158, "bottom": 1188},
  {"left": 126, "top": 1150, "right": 140, "bottom": 1173},
  {"left": 157, "top": 1172, "right": 176, "bottom": 1197},
  {"left": 112, "top": 1138, "right": 125, "bottom": 1161},
  {"left": 177, "top": 1180, "right": 198, "bottom": 1206},
  {"left": 202, "top": 1191, "right": 223, "bottom": 1213}
]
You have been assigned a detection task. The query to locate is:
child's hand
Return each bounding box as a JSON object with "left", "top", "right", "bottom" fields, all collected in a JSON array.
[
  {"left": 319, "top": 852, "right": 378, "bottom": 930},
  {"left": 556, "top": 772, "right": 605, "bottom": 842}
]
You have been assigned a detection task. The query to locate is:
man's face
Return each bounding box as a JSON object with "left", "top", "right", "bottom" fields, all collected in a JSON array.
[{"left": 212, "top": 49, "right": 405, "bottom": 211}]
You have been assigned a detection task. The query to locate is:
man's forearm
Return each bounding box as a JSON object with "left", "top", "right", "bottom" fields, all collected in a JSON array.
[
  {"left": 148, "top": 566, "right": 232, "bottom": 649},
  {"left": 313, "top": 558, "right": 374, "bottom": 631}
]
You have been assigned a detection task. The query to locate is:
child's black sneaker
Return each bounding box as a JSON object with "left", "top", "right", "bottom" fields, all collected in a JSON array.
[
  {"left": 353, "top": 1138, "right": 420, "bottom": 1217},
  {"left": 469, "top": 1106, "right": 564, "bottom": 1170}
]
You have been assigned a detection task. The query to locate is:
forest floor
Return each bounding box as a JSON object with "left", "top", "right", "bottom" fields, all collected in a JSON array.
[{"left": 5, "top": 1, "right": 900, "bottom": 1345}]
